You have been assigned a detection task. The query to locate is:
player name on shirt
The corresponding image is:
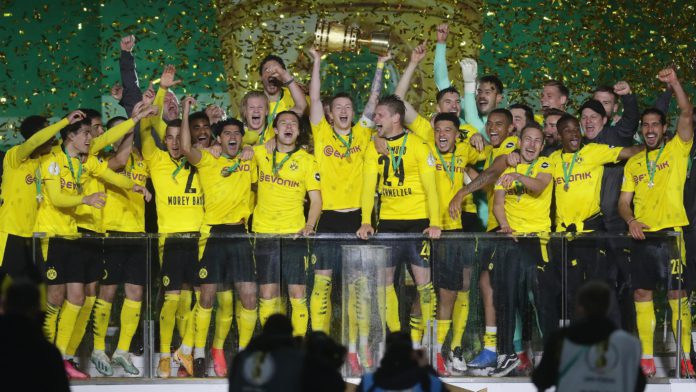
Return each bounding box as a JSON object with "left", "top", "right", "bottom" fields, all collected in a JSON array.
[{"left": 167, "top": 195, "right": 204, "bottom": 206}]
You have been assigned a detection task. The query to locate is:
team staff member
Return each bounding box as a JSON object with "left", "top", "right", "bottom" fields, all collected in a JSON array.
[
  {"left": 427, "top": 112, "right": 485, "bottom": 375},
  {"left": 0, "top": 111, "right": 84, "bottom": 283},
  {"left": 90, "top": 116, "right": 150, "bottom": 377},
  {"left": 305, "top": 48, "right": 388, "bottom": 374},
  {"left": 36, "top": 118, "right": 151, "bottom": 379},
  {"left": 253, "top": 110, "right": 321, "bottom": 336},
  {"left": 448, "top": 108, "right": 518, "bottom": 373},
  {"left": 492, "top": 123, "right": 553, "bottom": 377},
  {"left": 357, "top": 95, "right": 442, "bottom": 344},
  {"left": 179, "top": 97, "right": 258, "bottom": 377},
  {"left": 139, "top": 94, "right": 206, "bottom": 378},
  {"left": 619, "top": 68, "right": 695, "bottom": 378}
]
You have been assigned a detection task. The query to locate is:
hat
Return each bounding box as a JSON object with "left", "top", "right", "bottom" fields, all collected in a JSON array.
[{"left": 580, "top": 99, "right": 607, "bottom": 118}]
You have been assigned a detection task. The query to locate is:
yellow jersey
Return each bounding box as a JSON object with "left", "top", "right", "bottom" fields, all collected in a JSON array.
[
  {"left": 549, "top": 144, "right": 621, "bottom": 231},
  {"left": 362, "top": 132, "right": 440, "bottom": 225},
  {"left": 494, "top": 157, "right": 554, "bottom": 232},
  {"left": 194, "top": 149, "right": 257, "bottom": 226},
  {"left": 311, "top": 116, "right": 372, "bottom": 211},
  {"left": 622, "top": 136, "right": 693, "bottom": 231},
  {"left": 35, "top": 149, "right": 134, "bottom": 236},
  {"left": 252, "top": 145, "right": 320, "bottom": 234},
  {"left": 103, "top": 152, "right": 149, "bottom": 233},
  {"left": 483, "top": 136, "right": 519, "bottom": 231},
  {"left": 242, "top": 125, "right": 274, "bottom": 146},
  {"left": 434, "top": 142, "right": 486, "bottom": 230}
]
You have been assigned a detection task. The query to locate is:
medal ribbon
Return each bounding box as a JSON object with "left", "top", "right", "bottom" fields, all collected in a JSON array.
[
  {"left": 35, "top": 168, "right": 43, "bottom": 201},
  {"left": 262, "top": 89, "right": 284, "bottom": 144},
  {"left": 435, "top": 147, "right": 456, "bottom": 184},
  {"left": 515, "top": 159, "right": 538, "bottom": 199},
  {"left": 63, "top": 148, "right": 83, "bottom": 193},
  {"left": 272, "top": 148, "right": 296, "bottom": 175},
  {"left": 561, "top": 150, "right": 580, "bottom": 190},
  {"left": 222, "top": 153, "right": 242, "bottom": 175},
  {"left": 645, "top": 143, "right": 665, "bottom": 187},
  {"left": 171, "top": 157, "right": 188, "bottom": 180},
  {"left": 387, "top": 133, "right": 409, "bottom": 176},
  {"left": 333, "top": 129, "right": 353, "bottom": 158}
]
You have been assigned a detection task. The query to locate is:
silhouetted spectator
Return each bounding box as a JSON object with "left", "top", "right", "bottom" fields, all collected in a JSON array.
[
  {"left": 302, "top": 331, "right": 346, "bottom": 392},
  {"left": 533, "top": 280, "right": 645, "bottom": 392}
]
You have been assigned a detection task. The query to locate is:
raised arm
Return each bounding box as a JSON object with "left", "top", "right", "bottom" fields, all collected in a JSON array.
[
  {"left": 658, "top": 68, "right": 694, "bottom": 142},
  {"left": 90, "top": 102, "right": 156, "bottom": 154},
  {"left": 267, "top": 62, "right": 307, "bottom": 115},
  {"left": 308, "top": 48, "right": 324, "bottom": 126},
  {"left": 611, "top": 81, "right": 639, "bottom": 141},
  {"left": 433, "top": 23, "right": 451, "bottom": 91},
  {"left": 108, "top": 130, "right": 134, "bottom": 171},
  {"left": 118, "top": 35, "right": 142, "bottom": 116},
  {"left": 15, "top": 111, "right": 83, "bottom": 161},
  {"left": 394, "top": 41, "right": 427, "bottom": 99},
  {"left": 460, "top": 59, "right": 485, "bottom": 134},
  {"left": 362, "top": 52, "right": 392, "bottom": 121},
  {"left": 180, "top": 96, "right": 202, "bottom": 165}
]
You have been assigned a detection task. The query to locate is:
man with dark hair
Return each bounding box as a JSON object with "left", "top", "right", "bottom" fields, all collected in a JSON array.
[
  {"left": 541, "top": 108, "right": 565, "bottom": 156},
  {"left": 619, "top": 68, "right": 695, "bottom": 377},
  {"left": 509, "top": 103, "right": 535, "bottom": 134},
  {"left": 541, "top": 79, "right": 569, "bottom": 112},
  {"left": 533, "top": 281, "right": 645, "bottom": 392},
  {"left": 257, "top": 54, "right": 307, "bottom": 124}
]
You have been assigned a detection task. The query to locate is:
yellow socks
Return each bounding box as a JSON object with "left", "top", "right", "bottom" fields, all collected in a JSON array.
[
  {"left": 176, "top": 290, "right": 193, "bottom": 338},
  {"left": 117, "top": 299, "right": 141, "bottom": 352},
  {"left": 259, "top": 297, "right": 281, "bottom": 326},
  {"left": 385, "top": 284, "right": 401, "bottom": 332},
  {"left": 410, "top": 315, "right": 423, "bottom": 346},
  {"left": 66, "top": 295, "right": 96, "bottom": 356},
  {"left": 56, "top": 301, "right": 81, "bottom": 356},
  {"left": 669, "top": 297, "right": 692, "bottom": 355},
  {"left": 355, "top": 277, "right": 371, "bottom": 341},
  {"left": 212, "top": 290, "right": 234, "bottom": 349},
  {"left": 451, "top": 291, "right": 470, "bottom": 350},
  {"left": 437, "top": 319, "right": 452, "bottom": 351},
  {"left": 348, "top": 283, "right": 358, "bottom": 351},
  {"left": 635, "top": 301, "right": 656, "bottom": 358},
  {"left": 238, "top": 306, "right": 258, "bottom": 349},
  {"left": 483, "top": 326, "right": 497, "bottom": 352},
  {"left": 194, "top": 305, "right": 213, "bottom": 353},
  {"left": 181, "top": 302, "right": 198, "bottom": 351},
  {"left": 417, "top": 282, "right": 436, "bottom": 323},
  {"left": 44, "top": 302, "right": 60, "bottom": 343},
  {"left": 310, "top": 274, "right": 332, "bottom": 333},
  {"left": 92, "top": 298, "right": 112, "bottom": 351},
  {"left": 159, "top": 293, "right": 180, "bottom": 354},
  {"left": 289, "top": 297, "right": 308, "bottom": 337}
]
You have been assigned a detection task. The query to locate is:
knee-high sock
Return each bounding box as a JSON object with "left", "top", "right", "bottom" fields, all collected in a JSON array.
[
  {"left": 410, "top": 315, "right": 423, "bottom": 345},
  {"left": 66, "top": 295, "right": 96, "bottom": 356},
  {"left": 436, "top": 319, "right": 452, "bottom": 351},
  {"left": 635, "top": 301, "right": 656, "bottom": 358},
  {"left": 289, "top": 297, "right": 308, "bottom": 337},
  {"left": 451, "top": 291, "right": 470, "bottom": 350},
  {"left": 348, "top": 283, "right": 358, "bottom": 352},
  {"left": 92, "top": 299, "right": 112, "bottom": 352},
  {"left": 259, "top": 297, "right": 281, "bottom": 326},
  {"left": 176, "top": 289, "right": 193, "bottom": 338},
  {"left": 212, "top": 290, "right": 234, "bottom": 350},
  {"left": 417, "top": 282, "right": 436, "bottom": 323},
  {"left": 117, "top": 298, "right": 142, "bottom": 352},
  {"left": 159, "top": 293, "right": 180, "bottom": 354},
  {"left": 513, "top": 312, "right": 523, "bottom": 353},
  {"left": 669, "top": 297, "right": 692, "bottom": 356},
  {"left": 44, "top": 302, "right": 61, "bottom": 343},
  {"left": 238, "top": 306, "right": 258, "bottom": 349},
  {"left": 194, "top": 305, "right": 213, "bottom": 356},
  {"left": 355, "top": 277, "right": 371, "bottom": 342},
  {"left": 181, "top": 302, "right": 198, "bottom": 353},
  {"left": 234, "top": 297, "right": 242, "bottom": 334},
  {"left": 56, "top": 301, "right": 82, "bottom": 356},
  {"left": 310, "top": 274, "right": 332, "bottom": 333},
  {"left": 385, "top": 284, "right": 401, "bottom": 332}
]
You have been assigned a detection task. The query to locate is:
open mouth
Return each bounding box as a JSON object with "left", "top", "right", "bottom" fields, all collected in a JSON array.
[
  {"left": 438, "top": 137, "right": 449, "bottom": 149},
  {"left": 645, "top": 134, "right": 657, "bottom": 143},
  {"left": 478, "top": 99, "right": 488, "bottom": 107},
  {"left": 339, "top": 116, "right": 348, "bottom": 123},
  {"left": 569, "top": 138, "right": 579, "bottom": 148}
]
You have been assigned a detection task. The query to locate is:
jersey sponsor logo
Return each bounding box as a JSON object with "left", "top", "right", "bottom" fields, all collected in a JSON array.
[
  {"left": 631, "top": 161, "right": 670, "bottom": 185},
  {"left": 48, "top": 162, "right": 60, "bottom": 175},
  {"left": 60, "top": 178, "right": 80, "bottom": 190},
  {"left": 435, "top": 163, "right": 467, "bottom": 174},
  {"left": 427, "top": 153, "right": 436, "bottom": 167},
  {"left": 122, "top": 170, "right": 147, "bottom": 182},
  {"left": 381, "top": 187, "right": 413, "bottom": 197},
  {"left": 323, "top": 144, "right": 362, "bottom": 159},
  {"left": 25, "top": 174, "right": 36, "bottom": 185},
  {"left": 167, "top": 195, "right": 205, "bottom": 206},
  {"left": 259, "top": 170, "right": 300, "bottom": 188},
  {"left": 554, "top": 172, "right": 592, "bottom": 185}
]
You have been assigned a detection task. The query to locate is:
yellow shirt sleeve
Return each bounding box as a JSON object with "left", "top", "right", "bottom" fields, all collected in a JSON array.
[
  {"left": 42, "top": 158, "right": 83, "bottom": 208},
  {"left": 621, "top": 162, "right": 636, "bottom": 193},
  {"left": 407, "top": 114, "right": 434, "bottom": 144},
  {"left": 13, "top": 118, "right": 68, "bottom": 165},
  {"left": 85, "top": 156, "right": 135, "bottom": 190},
  {"left": 587, "top": 143, "right": 622, "bottom": 165},
  {"left": 305, "top": 157, "right": 321, "bottom": 192},
  {"left": 416, "top": 142, "right": 440, "bottom": 226},
  {"left": 90, "top": 118, "right": 136, "bottom": 154}
]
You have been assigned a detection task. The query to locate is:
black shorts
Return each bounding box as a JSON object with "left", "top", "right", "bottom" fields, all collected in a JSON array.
[
  {"left": 255, "top": 236, "right": 307, "bottom": 285},
  {"left": 377, "top": 219, "right": 430, "bottom": 268},
  {"left": 682, "top": 228, "right": 696, "bottom": 290},
  {"left": 433, "top": 230, "right": 476, "bottom": 291},
  {"left": 461, "top": 212, "right": 482, "bottom": 233},
  {"left": 41, "top": 237, "right": 95, "bottom": 285},
  {"left": 198, "top": 224, "right": 255, "bottom": 285},
  {"left": 491, "top": 236, "right": 548, "bottom": 285},
  {"left": 159, "top": 234, "right": 198, "bottom": 291},
  {"left": 630, "top": 229, "right": 688, "bottom": 291},
  {"left": 477, "top": 228, "right": 500, "bottom": 273},
  {"left": 102, "top": 232, "right": 147, "bottom": 286},
  {"left": 0, "top": 233, "right": 41, "bottom": 283},
  {"left": 314, "top": 209, "right": 362, "bottom": 271},
  {"left": 77, "top": 228, "right": 104, "bottom": 283}
]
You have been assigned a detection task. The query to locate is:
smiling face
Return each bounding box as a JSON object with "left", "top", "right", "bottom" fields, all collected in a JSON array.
[
  {"left": 260, "top": 59, "right": 283, "bottom": 96},
  {"left": 274, "top": 112, "right": 300, "bottom": 147},
  {"left": 190, "top": 117, "right": 212, "bottom": 148},
  {"left": 476, "top": 81, "right": 501, "bottom": 115},
  {"left": 580, "top": 108, "right": 607, "bottom": 140},
  {"left": 437, "top": 91, "right": 461, "bottom": 117},
  {"left": 163, "top": 92, "right": 180, "bottom": 121},
  {"left": 89, "top": 116, "right": 104, "bottom": 138},
  {"left": 331, "top": 96, "right": 354, "bottom": 131},
  {"left": 218, "top": 125, "right": 243, "bottom": 157},
  {"left": 519, "top": 126, "right": 544, "bottom": 163},
  {"left": 164, "top": 126, "right": 182, "bottom": 159},
  {"left": 540, "top": 85, "right": 566, "bottom": 111},
  {"left": 68, "top": 124, "right": 93, "bottom": 154},
  {"left": 374, "top": 104, "right": 399, "bottom": 138},
  {"left": 560, "top": 118, "right": 582, "bottom": 153},
  {"left": 243, "top": 95, "right": 268, "bottom": 132},
  {"left": 485, "top": 112, "right": 513, "bottom": 147},
  {"left": 641, "top": 113, "right": 666, "bottom": 150},
  {"left": 593, "top": 91, "right": 618, "bottom": 119},
  {"left": 434, "top": 119, "right": 458, "bottom": 153}
]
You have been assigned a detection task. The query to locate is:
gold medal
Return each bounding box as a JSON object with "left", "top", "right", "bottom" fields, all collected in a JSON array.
[{"left": 563, "top": 183, "right": 569, "bottom": 192}]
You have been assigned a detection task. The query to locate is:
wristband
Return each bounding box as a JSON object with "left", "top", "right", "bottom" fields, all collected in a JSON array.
[
  {"left": 376, "top": 62, "right": 385, "bottom": 70},
  {"left": 283, "top": 77, "right": 295, "bottom": 86}
]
